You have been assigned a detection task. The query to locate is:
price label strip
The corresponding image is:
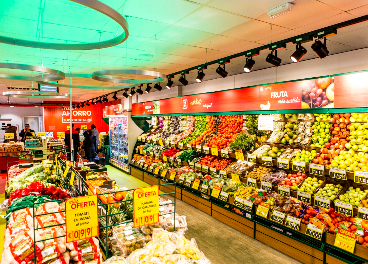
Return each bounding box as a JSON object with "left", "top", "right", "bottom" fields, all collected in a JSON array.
[
  {"left": 211, "top": 186, "right": 221, "bottom": 199},
  {"left": 278, "top": 186, "right": 290, "bottom": 197},
  {"left": 218, "top": 191, "right": 229, "bottom": 202},
  {"left": 233, "top": 197, "right": 245, "bottom": 209},
  {"left": 270, "top": 210, "right": 285, "bottom": 225},
  {"left": 187, "top": 144, "right": 192, "bottom": 151},
  {"left": 305, "top": 223, "right": 323, "bottom": 240},
  {"left": 277, "top": 158, "right": 289, "bottom": 170},
  {"left": 285, "top": 215, "right": 301, "bottom": 231},
  {"left": 203, "top": 146, "right": 210, "bottom": 154},
  {"left": 354, "top": 171, "right": 368, "bottom": 185},
  {"left": 335, "top": 201, "right": 353, "bottom": 217},
  {"left": 261, "top": 181, "right": 272, "bottom": 193},
  {"left": 221, "top": 149, "right": 229, "bottom": 158},
  {"left": 256, "top": 202, "right": 270, "bottom": 218},
  {"left": 202, "top": 165, "right": 209, "bottom": 173},
  {"left": 314, "top": 195, "right": 330, "bottom": 210},
  {"left": 330, "top": 167, "right": 346, "bottom": 180},
  {"left": 309, "top": 163, "right": 324, "bottom": 176},
  {"left": 211, "top": 148, "right": 218, "bottom": 156},
  {"left": 189, "top": 162, "right": 194, "bottom": 169},
  {"left": 292, "top": 161, "right": 306, "bottom": 173},
  {"left": 334, "top": 229, "right": 357, "bottom": 254},
  {"left": 262, "top": 156, "right": 273, "bottom": 167},
  {"left": 195, "top": 163, "right": 202, "bottom": 171},
  {"left": 196, "top": 145, "right": 202, "bottom": 153},
  {"left": 200, "top": 184, "right": 209, "bottom": 194},
  {"left": 247, "top": 154, "right": 256, "bottom": 163},
  {"left": 210, "top": 167, "right": 217, "bottom": 175},
  {"left": 297, "top": 191, "right": 311, "bottom": 204},
  {"left": 192, "top": 179, "right": 201, "bottom": 190},
  {"left": 247, "top": 178, "right": 257, "bottom": 188},
  {"left": 184, "top": 179, "right": 192, "bottom": 188}
]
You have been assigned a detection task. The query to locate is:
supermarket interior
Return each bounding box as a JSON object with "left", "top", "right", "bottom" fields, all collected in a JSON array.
[{"left": 4, "top": 1, "right": 368, "bottom": 264}]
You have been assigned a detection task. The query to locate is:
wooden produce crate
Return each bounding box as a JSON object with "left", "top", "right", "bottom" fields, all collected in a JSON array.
[
  {"left": 181, "top": 189, "right": 211, "bottom": 215},
  {"left": 130, "top": 166, "right": 144, "bottom": 181},
  {"left": 255, "top": 224, "right": 324, "bottom": 264},
  {"left": 159, "top": 180, "right": 182, "bottom": 200},
  {"left": 143, "top": 172, "right": 160, "bottom": 186},
  {"left": 326, "top": 232, "right": 368, "bottom": 260},
  {"left": 211, "top": 204, "right": 254, "bottom": 238}
]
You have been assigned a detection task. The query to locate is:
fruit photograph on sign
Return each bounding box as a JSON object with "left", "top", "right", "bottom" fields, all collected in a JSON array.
[{"left": 301, "top": 77, "right": 334, "bottom": 109}]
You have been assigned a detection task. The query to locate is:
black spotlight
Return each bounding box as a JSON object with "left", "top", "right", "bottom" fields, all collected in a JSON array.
[
  {"left": 311, "top": 37, "right": 329, "bottom": 59},
  {"left": 145, "top": 83, "right": 152, "bottom": 93},
  {"left": 129, "top": 88, "right": 136, "bottom": 96},
  {"left": 266, "top": 50, "right": 282, "bottom": 67},
  {"left": 244, "top": 57, "right": 255, "bottom": 72},
  {"left": 81, "top": 102, "right": 85, "bottom": 108},
  {"left": 216, "top": 64, "right": 228, "bottom": 78},
  {"left": 166, "top": 78, "right": 173, "bottom": 89},
  {"left": 290, "top": 43, "right": 307, "bottom": 63},
  {"left": 196, "top": 70, "right": 205, "bottom": 83},
  {"left": 86, "top": 100, "right": 91, "bottom": 106},
  {"left": 76, "top": 103, "right": 80, "bottom": 109},
  {"left": 97, "top": 97, "right": 102, "bottom": 104},
  {"left": 103, "top": 96, "right": 109, "bottom": 103},
  {"left": 179, "top": 74, "right": 188, "bottom": 86},
  {"left": 91, "top": 99, "right": 95, "bottom": 105},
  {"left": 112, "top": 92, "right": 118, "bottom": 100},
  {"left": 123, "top": 89, "right": 129, "bottom": 98},
  {"left": 154, "top": 83, "right": 162, "bottom": 91}
]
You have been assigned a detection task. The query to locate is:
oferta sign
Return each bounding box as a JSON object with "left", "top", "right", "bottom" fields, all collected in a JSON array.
[{"left": 133, "top": 186, "right": 159, "bottom": 227}]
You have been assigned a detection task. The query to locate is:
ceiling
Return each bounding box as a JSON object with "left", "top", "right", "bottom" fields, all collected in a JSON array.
[{"left": 1, "top": 0, "right": 368, "bottom": 104}]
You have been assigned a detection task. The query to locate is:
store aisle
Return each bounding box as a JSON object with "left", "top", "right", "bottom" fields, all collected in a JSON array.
[{"left": 106, "top": 166, "right": 300, "bottom": 264}]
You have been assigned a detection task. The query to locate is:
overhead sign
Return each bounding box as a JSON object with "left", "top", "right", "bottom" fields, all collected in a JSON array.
[
  {"left": 65, "top": 195, "right": 99, "bottom": 243},
  {"left": 133, "top": 186, "right": 159, "bottom": 228}
]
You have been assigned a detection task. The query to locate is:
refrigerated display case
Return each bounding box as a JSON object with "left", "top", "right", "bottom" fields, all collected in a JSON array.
[{"left": 109, "top": 116, "right": 129, "bottom": 172}]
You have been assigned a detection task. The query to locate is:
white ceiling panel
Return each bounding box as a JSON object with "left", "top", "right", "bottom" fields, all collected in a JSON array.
[
  {"left": 317, "top": 0, "right": 368, "bottom": 11},
  {"left": 156, "top": 25, "right": 215, "bottom": 45}
]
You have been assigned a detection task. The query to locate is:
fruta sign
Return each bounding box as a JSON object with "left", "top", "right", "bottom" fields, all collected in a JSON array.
[
  {"left": 133, "top": 186, "right": 159, "bottom": 228},
  {"left": 66, "top": 195, "right": 99, "bottom": 243}
]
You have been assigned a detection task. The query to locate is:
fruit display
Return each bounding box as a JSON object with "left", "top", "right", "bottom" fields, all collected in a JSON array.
[
  {"left": 230, "top": 132, "right": 256, "bottom": 153},
  {"left": 247, "top": 166, "right": 272, "bottom": 180},
  {"left": 292, "top": 149, "right": 317, "bottom": 163},
  {"left": 285, "top": 113, "right": 298, "bottom": 121},
  {"left": 261, "top": 146, "right": 284, "bottom": 158},
  {"left": 278, "top": 148, "right": 301, "bottom": 160},
  {"left": 233, "top": 186, "right": 257, "bottom": 199},
  {"left": 314, "top": 183, "right": 343, "bottom": 201},
  {"left": 279, "top": 172, "right": 307, "bottom": 189},
  {"left": 301, "top": 77, "right": 334, "bottom": 108},
  {"left": 311, "top": 118, "right": 332, "bottom": 148},
  {"left": 175, "top": 116, "right": 196, "bottom": 143},
  {"left": 293, "top": 122, "right": 313, "bottom": 146},
  {"left": 162, "top": 148, "right": 181, "bottom": 157},
  {"left": 178, "top": 150, "right": 197, "bottom": 162},
  {"left": 180, "top": 115, "right": 207, "bottom": 145},
  {"left": 252, "top": 145, "right": 271, "bottom": 157},
  {"left": 260, "top": 170, "right": 287, "bottom": 186},
  {"left": 227, "top": 160, "right": 255, "bottom": 176},
  {"left": 297, "top": 177, "right": 324, "bottom": 193},
  {"left": 335, "top": 186, "right": 368, "bottom": 207},
  {"left": 280, "top": 122, "right": 298, "bottom": 144}
]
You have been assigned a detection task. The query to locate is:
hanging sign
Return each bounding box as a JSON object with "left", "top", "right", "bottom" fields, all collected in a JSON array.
[
  {"left": 258, "top": 115, "right": 274, "bottom": 130},
  {"left": 334, "top": 229, "right": 357, "bottom": 253},
  {"left": 133, "top": 186, "right": 159, "bottom": 228},
  {"left": 66, "top": 195, "right": 99, "bottom": 243}
]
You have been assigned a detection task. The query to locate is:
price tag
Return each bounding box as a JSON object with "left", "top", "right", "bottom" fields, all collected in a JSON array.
[
  {"left": 235, "top": 150, "right": 244, "bottom": 161},
  {"left": 247, "top": 178, "right": 257, "bottom": 188},
  {"left": 147, "top": 138, "right": 151, "bottom": 143},
  {"left": 354, "top": 171, "right": 368, "bottom": 184},
  {"left": 169, "top": 157, "right": 174, "bottom": 164},
  {"left": 144, "top": 164, "right": 148, "bottom": 170},
  {"left": 210, "top": 167, "right": 217, "bottom": 175},
  {"left": 57, "top": 132, "right": 65, "bottom": 138},
  {"left": 178, "top": 142, "right": 184, "bottom": 149},
  {"left": 285, "top": 215, "right": 301, "bottom": 231},
  {"left": 261, "top": 181, "right": 272, "bottom": 193},
  {"left": 243, "top": 200, "right": 253, "bottom": 213},
  {"left": 334, "top": 229, "right": 357, "bottom": 254},
  {"left": 256, "top": 202, "right": 270, "bottom": 218},
  {"left": 142, "top": 137, "right": 146, "bottom": 142},
  {"left": 37, "top": 132, "right": 46, "bottom": 137},
  {"left": 297, "top": 191, "right": 311, "bottom": 204},
  {"left": 203, "top": 146, "right": 209, "bottom": 154},
  {"left": 277, "top": 158, "right": 289, "bottom": 169},
  {"left": 221, "top": 149, "right": 229, "bottom": 158},
  {"left": 138, "top": 137, "right": 142, "bottom": 142},
  {"left": 211, "top": 186, "right": 221, "bottom": 198},
  {"left": 143, "top": 150, "right": 147, "bottom": 155},
  {"left": 314, "top": 195, "right": 330, "bottom": 210},
  {"left": 155, "top": 153, "right": 160, "bottom": 159},
  {"left": 309, "top": 163, "right": 324, "bottom": 176},
  {"left": 148, "top": 166, "right": 153, "bottom": 172},
  {"left": 200, "top": 184, "right": 208, "bottom": 194},
  {"left": 231, "top": 173, "right": 240, "bottom": 182},
  {"left": 177, "top": 158, "right": 182, "bottom": 166},
  {"left": 165, "top": 141, "right": 170, "bottom": 147},
  {"left": 192, "top": 179, "right": 200, "bottom": 190},
  {"left": 218, "top": 191, "right": 229, "bottom": 202},
  {"left": 184, "top": 179, "right": 192, "bottom": 187},
  {"left": 247, "top": 154, "right": 256, "bottom": 163},
  {"left": 305, "top": 223, "right": 322, "bottom": 240},
  {"left": 234, "top": 197, "right": 245, "bottom": 209},
  {"left": 161, "top": 169, "right": 168, "bottom": 177},
  {"left": 170, "top": 142, "right": 176, "bottom": 147},
  {"left": 154, "top": 167, "right": 160, "bottom": 175},
  {"left": 189, "top": 162, "right": 194, "bottom": 169},
  {"left": 211, "top": 148, "right": 218, "bottom": 156},
  {"left": 330, "top": 167, "right": 346, "bottom": 180},
  {"left": 292, "top": 161, "right": 306, "bottom": 172},
  {"left": 335, "top": 201, "right": 353, "bottom": 217},
  {"left": 163, "top": 155, "right": 167, "bottom": 162},
  {"left": 159, "top": 138, "right": 163, "bottom": 145},
  {"left": 219, "top": 170, "right": 227, "bottom": 178},
  {"left": 262, "top": 156, "right": 273, "bottom": 166},
  {"left": 70, "top": 172, "right": 75, "bottom": 186},
  {"left": 196, "top": 145, "right": 202, "bottom": 153},
  {"left": 270, "top": 210, "right": 285, "bottom": 225},
  {"left": 187, "top": 144, "right": 192, "bottom": 151},
  {"left": 169, "top": 171, "right": 176, "bottom": 181},
  {"left": 202, "top": 165, "right": 208, "bottom": 173},
  {"left": 153, "top": 138, "right": 157, "bottom": 144},
  {"left": 139, "top": 148, "right": 143, "bottom": 155},
  {"left": 178, "top": 175, "right": 185, "bottom": 184},
  {"left": 358, "top": 207, "right": 368, "bottom": 220},
  {"left": 195, "top": 163, "right": 202, "bottom": 171},
  {"left": 278, "top": 186, "right": 290, "bottom": 197}
]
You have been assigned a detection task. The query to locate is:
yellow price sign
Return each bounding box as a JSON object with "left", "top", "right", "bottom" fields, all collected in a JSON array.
[
  {"left": 192, "top": 179, "right": 201, "bottom": 190},
  {"left": 154, "top": 166, "right": 160, "bottom": 175},
  {"left": 211, "top": 186, "right": 221, "bottom": 198},
  {"left": 256, "top": 202, "right": 270, "bottom": 218},
  {"left": 170, "top": 171, "right": 176, "bottom": 181},
  {"left": 139, "top": 148, "right": 143, "bottom": 155},
  {"left": 211, "top": 148, "right": 218, "bottom": 156},
  {"left": 81, "top": 125, "right": 87, "bottom": 129},
  {"left": 57, "top": 132, "right": 65, "bottom": 138},
  {"left": 66, "top": 195, "right": 99, "bottom": 243},
  {"left": 37, "top": 132, "right": 46, "bottom": 137},
  {"left": 159, "top": 138, "right": 163, "bottom": 145},
  {"left": 133, "top": 186, "right": 159, "bottom": 228},
  {"left": 163, "top": 155, "right": 167, "bottom": 162},
  {"left": 334, "top": 229, "right": 356, "bottom": 253},
  {"left": 235, "top": 150, "right": 244, "bottom": 160},
  {"left": 63, "top": 166, "right": 69, "bottom": 178},
  {"left": 231, "top": 173, "right": 240, "bottom": 182},
  {"left": 161, "top": 169, "right": 168, "bottom": 177},
  {"left": 70, "top": 172, "right": 75, "bottom": 186},
  {"left": 4, "top": 133, "right": 14, "bottom": 139}
]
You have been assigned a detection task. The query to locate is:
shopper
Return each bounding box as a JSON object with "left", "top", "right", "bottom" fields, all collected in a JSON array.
[
  {"left": 83, "top": 129, "right": 96, "bottom": 162},
  {"left": 65, "top": 124, "right": 80, "bottom": 161},
  {"left": 19, "top": 124, "right": 34, "bottom": 142},
  {"left": 4, "top": 125, "right": 17, "bottom": 143},
  {"left": 91, "top": 124, "right": 99, "bottom": 151}
]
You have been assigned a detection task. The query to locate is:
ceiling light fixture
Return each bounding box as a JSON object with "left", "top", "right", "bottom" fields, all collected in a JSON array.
[
  {"left": 166, "top": 78, "right": 173, "bottom": 89},
  {"left": 97, "top": 97, "right": 102, "bottom": 104},
  {"left": 268, "top": 2, "right": 293, "bottom": 19},
  {"left": 216, "top": 65, "right": 228, "bottom": 78},
  {"left": 196, "top": 70, "right": 205, "bottom": 83},
  {"left": 179, "top": 74, "right": 188, "bottom": 86},
  {"left": 86, "top": 100, "right": 91, "bottom": 106},
  {"left": 123, "top": 89, "right": 129, "bottom": 98},
  {"left": 103, "top": 96, "right": 109, "bottom": 103},
  {"left": 266, "top": 50, "right": 282, "bottom": 67},
  {"left": 145, "top": 83, "right": 152, "bottom": 93},
  {"left": 112, "top": 92, "right": 118, "bottom": 100},
  {"left": 290, "top": 43, "right": 307, "bottom": 63},
  {"left": 129, "top": 88, "right": 136, "bottom": 96},
  {"left": 243, "top": 57, "right": 255, "bottom": 72},
  {"left": 311, "top": 37, "right": 329, "bottom": 59},
  {"left": 136, "top": 85, "right": 144, "bottom": 95},
  {"left": 81, "top": 102, "right": 85, "bottom": 108},
  {"left": 154, "top": 83, "right": 162, "bottom": 91}
]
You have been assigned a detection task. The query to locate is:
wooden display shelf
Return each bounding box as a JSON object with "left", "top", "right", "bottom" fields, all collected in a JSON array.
[
  {"left": 143, "top": 172, "right": 160, "bottom": 186},
  {"left": 159, "top": 180, "right": 182, "bottom": 200},
  {"left": 130, "top": 167, "right": 144, "bottom": 181},
  {"left": 182, "top": 190, "right": 211, "bottom": 215}
]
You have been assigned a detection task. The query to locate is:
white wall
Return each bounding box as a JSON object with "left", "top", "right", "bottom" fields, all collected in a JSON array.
[
  {"left": 0, "top": 106, "right": 43, "bottom": 131},
  {"left": 135, "top": 47, "right": 368, "bottom": 103}
]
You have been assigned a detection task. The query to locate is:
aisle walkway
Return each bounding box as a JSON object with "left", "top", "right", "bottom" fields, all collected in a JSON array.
[{"left": 107, "top": 166, "right": 301, "bottom": 264}]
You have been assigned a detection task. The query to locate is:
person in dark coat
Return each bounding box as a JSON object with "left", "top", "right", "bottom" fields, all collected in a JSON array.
[
  {"left": 19, "top": 124, "right": 34, "bottom": 142},
  {"left": 83, "top": 129, "right": 96, "bottom": 162}
]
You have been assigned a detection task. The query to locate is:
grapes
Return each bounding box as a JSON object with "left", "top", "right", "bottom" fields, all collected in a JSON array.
[
  {"left": 315, "top": 101, "right": 321, "bottom": 106},
  {"left": 311, "top": 88, "right": 318, "bottom": 94},
  {"left": 317, "top": 89, "right": 322, "bottom": 95},
  {"left": 310, "top": 93, "right": 316, "bottom": 99},
  {"left": 322, "top": 92, "right": 326, "bottom": 96},
  {"left": 302, "top": 92, "right": 307, "bottom": 96},
  {"left": 322, "top": 100, "right": 328, "bottom": 106},
  {"left": 316, "top": 97, "right": 322, "bottom": 103}
]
